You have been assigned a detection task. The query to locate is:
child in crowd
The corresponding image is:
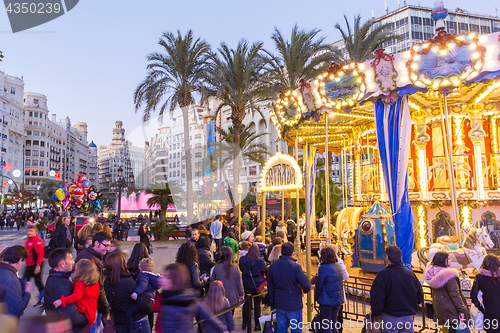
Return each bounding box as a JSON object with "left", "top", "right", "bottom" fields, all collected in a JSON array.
[
  {"left": 239, "top": 241, "right": 251, "bottom": 257},
  {"left": 53, "top": 259, "right": 100, "bottom": 330},
  {"left": 254, "top": 236, "right": 268, "bottom": 261},
  {"left": 201, "top": 281, "right": 235, "bottom": 333},
  {"left": 128, "top": 257, "right": 160, "bottom": 332}
]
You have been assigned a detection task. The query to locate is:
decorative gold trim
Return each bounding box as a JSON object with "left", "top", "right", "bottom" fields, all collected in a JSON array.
[
  {"left": 409, "top": 193, "right": 421, "bottom": 200},
  {"left": 458, "top": 192, "right": 474, "bottom": 199},
  {"left": 359, "top": 258, "right": 385, "bottom": 265},
  {"left": 432, "top": 192, "right": 448, "bottom": 199},
  {"left": 487, "top": 192, "right": 500, "bottom": 199}
]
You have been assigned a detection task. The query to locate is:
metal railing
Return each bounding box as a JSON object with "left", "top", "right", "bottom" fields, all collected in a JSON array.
[{"left": 341, "top": 275, "right": 473, "bottom": 331}]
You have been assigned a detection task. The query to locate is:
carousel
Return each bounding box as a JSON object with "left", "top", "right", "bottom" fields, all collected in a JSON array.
[{"left": 269, "top": 0, "right": 500, "bottom": 286}]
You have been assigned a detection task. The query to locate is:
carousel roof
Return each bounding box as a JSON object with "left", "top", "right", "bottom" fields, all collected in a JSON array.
[{"left": 272, "top": 29, "right": 500, "bottom": 153}]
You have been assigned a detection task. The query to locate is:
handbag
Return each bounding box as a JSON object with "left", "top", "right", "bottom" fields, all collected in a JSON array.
[
  {"left": 262, "top": 312, "right": 277, "bottom": 333},
  {"left": 103, "top": 317, "right": 116, "bottom": 333},
  {"left": 425, "top": 302, "right": 434, "bottom": 319},
  {"left": 470, "top": 290, "right": 484, "bottom": 330},
  {"left": 250, "top": 272, "right": 267, "bottom": 293},
  {"left": 309, "top": 304, "right": 321, "bottom": 333}
]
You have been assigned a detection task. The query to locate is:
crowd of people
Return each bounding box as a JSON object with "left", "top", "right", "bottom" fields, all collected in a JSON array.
[{"left": 1, "top": 209, "right": 500, "bottom": 333}]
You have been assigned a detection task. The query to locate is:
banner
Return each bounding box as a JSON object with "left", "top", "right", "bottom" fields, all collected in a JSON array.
[{"left": 374, "top": 96, "right": 414, "bottom": 268}]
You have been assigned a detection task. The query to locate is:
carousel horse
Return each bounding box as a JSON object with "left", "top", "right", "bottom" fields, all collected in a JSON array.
[{"left": 416, "top": 227, "right": 494, "bottom": 270}]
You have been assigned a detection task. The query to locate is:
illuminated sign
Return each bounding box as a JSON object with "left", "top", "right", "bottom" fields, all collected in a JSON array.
[{"left": 260, "top": 153, "right": 303, "bottom": 191}]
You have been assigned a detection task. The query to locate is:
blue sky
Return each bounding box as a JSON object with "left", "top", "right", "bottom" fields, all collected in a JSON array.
[{"left": 0, "top": 0, "right": 494, "bottom": 147}]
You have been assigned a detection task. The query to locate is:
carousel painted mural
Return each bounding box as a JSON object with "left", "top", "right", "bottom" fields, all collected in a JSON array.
[{"left": 270, "top": 0, "right": 500, "bottom": 277}]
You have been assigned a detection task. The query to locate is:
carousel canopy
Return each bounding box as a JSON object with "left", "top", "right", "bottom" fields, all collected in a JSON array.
[{"left": 272, "top": 29, "right": 500, "bottom": 152}]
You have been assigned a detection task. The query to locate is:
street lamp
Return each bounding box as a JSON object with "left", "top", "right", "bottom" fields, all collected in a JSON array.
[
  {"left": 106, "top": 166, "right": 134, "bottom": 219},
  {"left": 237, "top": 184, "right": 243, "bottom": 237}
]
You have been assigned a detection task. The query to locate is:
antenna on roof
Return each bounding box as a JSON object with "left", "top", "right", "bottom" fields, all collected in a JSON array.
[
  {"left": 398, "top": 0, "right": 401, "bottom": 7},
  {"left": 385, "top": 0, "right": 388, "bottom": 13},
  {"left": 372, "top": 9, "right": 375, "bottom": 19},
  {"left": 496, "top": 7, "right": 498, "bottom": 17}
]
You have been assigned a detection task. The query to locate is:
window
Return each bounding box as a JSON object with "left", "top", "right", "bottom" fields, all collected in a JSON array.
[
  {"left": 34, "top": 112, "right": 38, "bottom": 117},
  {"left": 26, "top": 140, "right": 31, "bottom": 146},
  {"left": 177, "top": 170, "right": 180, "bottom": 176},
  {"left": 31, "top": 170, "right": 37, "bottom": 176},
  {"left": 33, "top": 140, "right": 39, "bottom": 146},
  {"left": 32, "top": 160, "right": 38, "bottom": 166},
  {"left": 10, "top": 87, "right": 15, "bottom": 94},
  {"left": 25, "top": 160, "right": 30, "bottom": 166},
  {"left": 32, "top": 150, "right": 39, "bottom": 156},
  {"left": 195, "top": 152, "right": 202, "bottom": 158},
  {"left": 169, "top": 172, "right": 172, "bottom": 177},
  {"left": 25, "top": 150, "right": 31, "bottom": 156},
  {"left": 34, "top": 131, "right": 40, "bottom": 136},
  {"left": 40, "top": 151, "right": 44, "bottom": 157},
  {"left": 29, "top": 112, "right": 33, "bottom": 117},
  {"left": 39, "top": 171, "right": 43, "bottom": 176},
  {"left": 195, "top": 134, "right": 202, "bottom": 139},
  {"left": 26, "top": 131, "right": 32, "bottom": 135},
  {"left": 249, "top": 166, "right": 257, "bottom": 176},
  {"left": 40, "top": 161, "right": 44, "bottom": 167},
  {"left": 31, "top": 180, "right": 36, "bottom": 185},
  {"left": 40, "top": 141, "right": 45, "bottom": 147}
]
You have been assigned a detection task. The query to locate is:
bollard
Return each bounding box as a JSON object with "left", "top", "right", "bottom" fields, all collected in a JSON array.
[{"left": 247, "top": 294, "right": 253, "bottom": 333}]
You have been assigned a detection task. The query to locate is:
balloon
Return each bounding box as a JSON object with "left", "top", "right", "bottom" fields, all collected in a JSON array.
[
  {"left": 52, "top": 193, "right": 59, "bottom": 201},
  {"left": 82, "top": 180, "right": 91, "bottom": 187},
  {"left": 55, "top": 188, "right": 65, "bottom": 200}
]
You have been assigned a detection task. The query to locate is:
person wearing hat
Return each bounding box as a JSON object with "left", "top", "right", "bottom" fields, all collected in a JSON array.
[
  {"left": 276, "top": 220, "right": 288, "bottom": 243},
  {"left": 240, "top": 231, "right": 254, "bottom": 243}
]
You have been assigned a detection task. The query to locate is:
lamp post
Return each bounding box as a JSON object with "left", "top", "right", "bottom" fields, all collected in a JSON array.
[{"left": 106, "top": 166, "right": 134, "bottom": 219}]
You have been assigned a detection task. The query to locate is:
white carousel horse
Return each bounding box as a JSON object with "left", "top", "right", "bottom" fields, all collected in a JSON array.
[{"left": 416, "top": 227, "right": 494, "bottom": 270}]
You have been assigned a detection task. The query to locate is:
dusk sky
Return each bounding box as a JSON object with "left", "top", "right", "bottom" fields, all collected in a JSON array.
[{"left": 0, "top": 0, "right": 495, "bottom": 147}]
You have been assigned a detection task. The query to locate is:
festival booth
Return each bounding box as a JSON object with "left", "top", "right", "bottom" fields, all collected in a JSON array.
[
  {"left": 270, "top": 0, "right": 500, "bottom": 320},
  {"left": 258, "top": 152, "right": 303, "bottom": 238}
]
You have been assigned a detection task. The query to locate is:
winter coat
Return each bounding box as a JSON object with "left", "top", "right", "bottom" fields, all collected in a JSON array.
[
  {"left": 268, "top": 256, "right": 311, "bottom": 312},
  {"left": 315, "top": 263, "right": 344, "bottom": 307},
  {"left": 0, "top": 262, "right": 30, "bottom": 317},
  {"left": 53, "top": 224, "right": 72, "bottom": 248},
  {"left": 44, "top": 269, "right": 89, "bottom": 329},
  {"left": 200, "top": 298, "right": 235, "bottom": 333},
  {"left": 255, "top": 242, "right": 268, "bottom": 261},
  {"left": 210, "top": 263, "right": 244, "bottom": 306},
  {"left": 424, "top": 264, "right": 470, "bottom": 324},
  {"left": 133, "top": 271, "right": 161, "bottom": 300},
  {"left": 138, "top": 227, "right": 150, "bottom": 248},
  {"left": 471, "top": 269, "right": 500, "bottom": 333},
  {"left": 223, "top": 238, "right": 238, "bottom": 258},
  {"left": 370, "top": 263, "right": 424, "bottom": 317},
  {"left": 160, "top": 290, "right": 226, "bottom": 333},
  {"left": 76, "top": 247, "right": 109, "bottom": 316},
  {"left": 189, "top": 262, "right": 207, "bottom": 291},
  {"left": 197, "top": 248, "right": 215, "bottom": 275},
  {"left": 238, "top": 256, "right": 267, "bottom": 293},
  {"left": 103, "top": 271, "right": 150, "bottom": 326}
]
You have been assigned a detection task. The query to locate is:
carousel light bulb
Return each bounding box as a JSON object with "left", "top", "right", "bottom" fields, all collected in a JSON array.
[
  {"left": 404, "top": 51, "right": 411, "bottom": 58},
  {"left": 479, "top": 36, "right": 487, "bottom": 43}
]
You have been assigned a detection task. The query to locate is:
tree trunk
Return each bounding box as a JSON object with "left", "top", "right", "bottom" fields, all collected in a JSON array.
[
  {"left": 232, "top": 117, "right": 242, "bottom": 224},
  {"left": 181, "top": 105, "right": 194, "bottom": 225},
  {"left": 160, "top": 208, "right": 166, "bottom": 222}
]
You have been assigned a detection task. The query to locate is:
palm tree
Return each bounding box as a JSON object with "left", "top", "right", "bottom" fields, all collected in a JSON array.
[
  {"left": 266, "top": 25, "right": 333, "bottom": 217},
  {"left": 209, "top": 124, "right": 271, "bottom": 167},
  {"left": 134, "top": 30, "right": 211, "bottom": 226},
  {"left": 146, "top": 182, "right": 184, "bottom": 222},
  {"left": 266, "top": 25, "right": 333, "bottom": 94},
  {"left": 332, "top": 15, "right": 401, "bottom": 64},
  {"left": 0, "top": 51, "right": 4, "bottom": 62},
  {"left": 205, "top": 40, "right": 268, "bottom": 220}
]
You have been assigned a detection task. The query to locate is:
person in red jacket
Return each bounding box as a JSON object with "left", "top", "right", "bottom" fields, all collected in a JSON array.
[
  {"left": 54, "top": 259, "right": 100, "bottom": 331},
  {"left": 24, "top": 225, "right": 45, "bottom": 307}
]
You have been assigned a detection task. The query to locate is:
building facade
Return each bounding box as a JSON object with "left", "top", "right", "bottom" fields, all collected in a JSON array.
[
  {"left": 88, "top": 141, "right": 98, "bottom": 183},
  {"left": 0, "top": 71, "right": 24, "bottom": 195},
  {"left": 98, "top": 121, "right": 143, "bottom": 193},
  {"left": 333, "top": 5, "right": 500, "bottom": 55}
]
